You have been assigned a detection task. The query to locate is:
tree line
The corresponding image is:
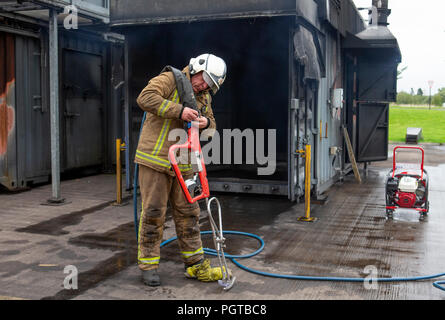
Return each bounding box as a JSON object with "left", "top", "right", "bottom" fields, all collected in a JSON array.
[{"left": 397, "top": 87, "right": 445, "bottom": 106}]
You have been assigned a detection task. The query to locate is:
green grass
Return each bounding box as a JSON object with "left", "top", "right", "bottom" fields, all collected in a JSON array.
[{"left": 389, "top": 106, "right": 445, "bottom": 143}]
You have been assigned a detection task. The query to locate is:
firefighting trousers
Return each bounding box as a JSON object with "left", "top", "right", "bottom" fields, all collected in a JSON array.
[{"left": 137, "top": 164, "right": 204, "bottom": 271}]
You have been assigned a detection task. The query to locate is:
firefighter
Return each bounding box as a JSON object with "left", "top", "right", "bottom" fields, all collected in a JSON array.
[{"left": 135, "top": 54, "right": 229, "bottom": 286}]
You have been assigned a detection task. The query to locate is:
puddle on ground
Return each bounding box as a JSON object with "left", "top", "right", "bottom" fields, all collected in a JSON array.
[
  {"left": 0, "top": 250, "right": 20, "bottom": 256},
  {"left": 41, "top": 222, "right": 137, "bottom": 300},
  {"left": 346, "top": 258, "right": 391, "bottom": 272},
  {"left": 0, "top": 240, "right": 29, "bottom": 245},
  {"left": 15, "top": 202, "right": 113, "bottom": 236},
  {"left": 0, "top": 261, "right": 30, "bottom": 277},
  {"left": 41, "top": 250, "right": 135, "bottom": 300},
  {"left": 41, "top": 194, "right": 293, "bottom": 300}
]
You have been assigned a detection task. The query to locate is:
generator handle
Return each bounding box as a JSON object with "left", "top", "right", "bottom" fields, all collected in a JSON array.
[{"left": 392, "top": 146, "right": 424, "bottom": 180}]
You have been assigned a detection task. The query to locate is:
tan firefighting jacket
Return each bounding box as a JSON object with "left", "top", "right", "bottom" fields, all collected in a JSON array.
[{"left": 134, "top": 66, "right": 216, "bottom": 176}]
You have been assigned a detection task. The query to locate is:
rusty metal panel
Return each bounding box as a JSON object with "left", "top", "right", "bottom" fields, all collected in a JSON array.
[
  {"left": 0, "top": 31, "right": 17, "bottom": 190},
  {"left": 110, "top": 0, "right": 296, "bottom": 26},
  {"left": 1, "top": 32, "right": 52, "bottom": 190}
]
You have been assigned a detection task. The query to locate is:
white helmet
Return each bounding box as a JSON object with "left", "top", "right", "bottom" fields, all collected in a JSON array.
[{"left": 189, "top": 53, "right": 227, "bottom": 94}]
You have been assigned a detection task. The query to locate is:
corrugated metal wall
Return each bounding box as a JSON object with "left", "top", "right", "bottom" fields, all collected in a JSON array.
[
  {"left": 15, "top": 35, "right": 50, "bottom": 187},
  {"left": 0, "top": 32, "right": 16, "bottom": 189},
  {"left": 315, "top": 28, "right": 344, "bottom": 195},
  {"left": 0, "top": 23, "right": 124, "bottom": 190}
]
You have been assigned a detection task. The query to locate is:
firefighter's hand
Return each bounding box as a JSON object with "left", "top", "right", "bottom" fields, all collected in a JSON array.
[
  {"left": 197, "top": 116, "right": 209, "bottom": 129},
  {"left": 181, "top": 107, "right": 199, "bottom": 122}
]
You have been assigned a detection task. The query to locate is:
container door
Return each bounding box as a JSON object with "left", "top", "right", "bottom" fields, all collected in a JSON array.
[
  {"left": 15, "top": 35, "right": 50, "bottom": 184},
  {"left": 63, "top": 49, "right": 103, "bottom": 169},
  {"left": 355, "top": 56, "right": 396, "bottom": 162},
  {"left": 356, "top": 102, "right": 389, "bottom": 162}
]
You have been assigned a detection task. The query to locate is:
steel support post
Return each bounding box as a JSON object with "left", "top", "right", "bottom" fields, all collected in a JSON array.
[
  {"left": 47, "top": 8, "right": 64, "bottom": 204},
  {"left": 124, "top": 42, "right": 131, "bottom": 190}
]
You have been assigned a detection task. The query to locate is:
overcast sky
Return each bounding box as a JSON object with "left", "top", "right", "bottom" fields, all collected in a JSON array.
[{"left": 352, "top": 0, "right": 445, "bottom": 95}]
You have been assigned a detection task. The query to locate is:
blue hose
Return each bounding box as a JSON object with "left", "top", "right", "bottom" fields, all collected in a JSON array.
[
  {"left": 434, "top": 281, "right": 445, "bottom": 291},
  {"left": 133, "top": 112, "right": 444, "bottom": 293},
  {"left": 160, "top": 231, "right": 445, "bottom": 292}
]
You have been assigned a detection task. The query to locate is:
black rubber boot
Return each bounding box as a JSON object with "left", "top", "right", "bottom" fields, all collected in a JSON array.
[{"left": 142, "top": 269, "right": 161, "bottom": 287}]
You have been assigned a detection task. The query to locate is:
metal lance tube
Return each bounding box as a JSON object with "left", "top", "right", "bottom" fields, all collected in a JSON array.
[{"left": 205, "top": 197, "right": 236, "bottom": 291}]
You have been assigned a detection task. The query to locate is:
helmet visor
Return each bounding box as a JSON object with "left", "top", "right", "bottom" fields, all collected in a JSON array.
[{"left": 202, "top": 71, "right": 217, "bottom": 93}]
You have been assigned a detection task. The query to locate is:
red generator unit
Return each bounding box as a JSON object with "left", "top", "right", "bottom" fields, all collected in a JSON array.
[{"left": 385, "top": 146, "right": 429, "bottom": 220}]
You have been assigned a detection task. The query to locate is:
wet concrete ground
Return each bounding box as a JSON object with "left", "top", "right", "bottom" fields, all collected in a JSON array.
[{"left": 0, "top": 143, "right": 444, "bottom": 300}]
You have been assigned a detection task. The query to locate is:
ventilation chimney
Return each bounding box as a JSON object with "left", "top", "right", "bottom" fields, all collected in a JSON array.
[
  {"left": 344, "top": 0, "right": 401, "bottom": 62},
  {"left": 369, "top": 0, "right": 391, "bottom": 26}
]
